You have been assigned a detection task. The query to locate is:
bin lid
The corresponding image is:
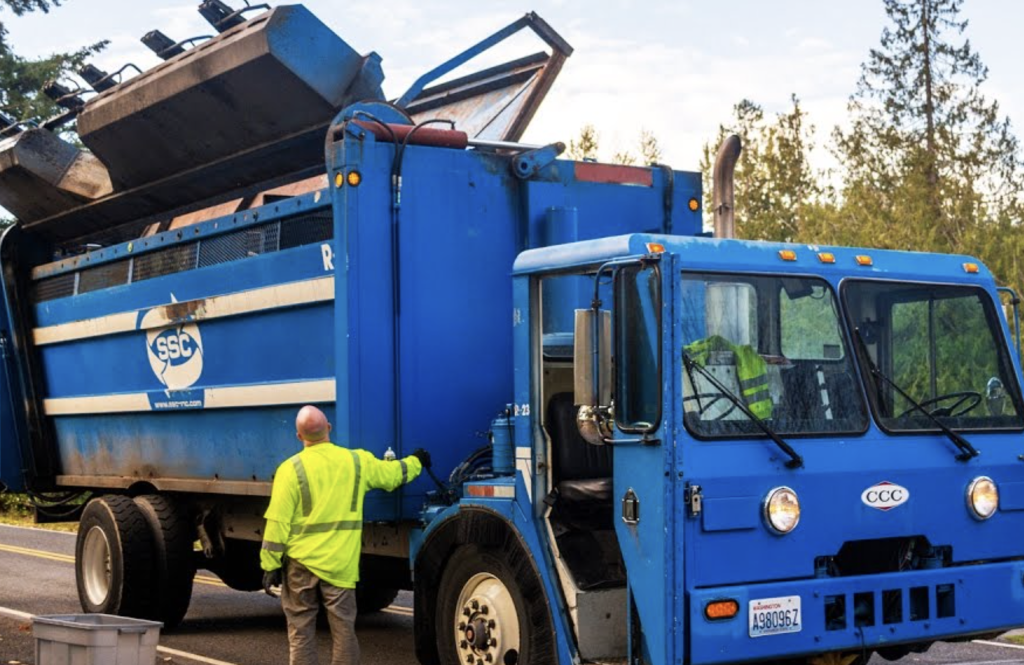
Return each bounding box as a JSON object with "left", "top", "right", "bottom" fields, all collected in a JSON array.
[{"left": 33, "top": 613, "right": 163, "bottom": 632}]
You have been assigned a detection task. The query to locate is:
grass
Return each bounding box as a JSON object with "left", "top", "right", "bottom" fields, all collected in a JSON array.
[
  {"left": 1006, "top": 634, "right": 1024, "bottom": 646},
  {"left": 0, "top": 492, "right": 79, "bottom": 533}
]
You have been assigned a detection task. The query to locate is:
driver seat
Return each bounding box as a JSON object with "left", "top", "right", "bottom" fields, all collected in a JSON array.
[{"left": 545, "top": 392, "right": 612, "bottom": 503}]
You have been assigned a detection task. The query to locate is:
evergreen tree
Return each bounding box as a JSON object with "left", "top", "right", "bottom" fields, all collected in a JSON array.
[
  {"left": 0, "top": 0, "right": 106, "bottom": 128},
  {"left": 565, "top": 124, "right": 599, "bottom": 161},
  {"left": 831, "top": 0, "right": 1024, "bottom": 270}
]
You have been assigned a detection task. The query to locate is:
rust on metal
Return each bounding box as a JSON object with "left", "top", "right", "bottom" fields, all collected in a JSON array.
[{"left": 574, "top": 162, "right": 654, "bottom": 187}]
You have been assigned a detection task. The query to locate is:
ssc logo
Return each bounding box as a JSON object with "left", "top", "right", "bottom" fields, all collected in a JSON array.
[
  {"left": 861, "top": 481, "right": 909, "bottom": 511},
  {"left": 139, "top": 299, "right": 204, "bottom": 390}
]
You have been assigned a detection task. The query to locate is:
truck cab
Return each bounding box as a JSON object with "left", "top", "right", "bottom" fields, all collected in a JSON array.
[{"left": 414, "top": 234, "right": 1024, "bottom": 665}]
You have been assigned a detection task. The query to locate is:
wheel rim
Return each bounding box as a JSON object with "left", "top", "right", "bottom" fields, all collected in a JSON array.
[
  {"left": 82, "top": 525, "right": 112, "bottom": 606},
  {"left": 454, "top": 572, "right": 520, "bottom": 665}
]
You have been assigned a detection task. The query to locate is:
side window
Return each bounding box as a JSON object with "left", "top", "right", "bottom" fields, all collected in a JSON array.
[
  {"left": 781, "top": 283, "right": 845, "bottom": 360},
  {"left": 615, "top": 264, "right": 661, "bottom": 431}
]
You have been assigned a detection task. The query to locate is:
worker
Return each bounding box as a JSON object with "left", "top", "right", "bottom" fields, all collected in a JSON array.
[
  {"left": 685, "top": 335, "right": 772, "bottom": 418},
  {"left": 261, "top": 405, "right": 430, "bottom": 665}
]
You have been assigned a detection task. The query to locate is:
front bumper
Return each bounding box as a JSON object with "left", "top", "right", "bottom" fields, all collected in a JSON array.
[{"left": 688, "top": 560, "right": 1024, "bottom": 664}]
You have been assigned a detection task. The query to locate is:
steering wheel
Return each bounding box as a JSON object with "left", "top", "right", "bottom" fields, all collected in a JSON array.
[
  {"left": 897, "top": 391, "right": 982, "bottom": 419},
  {"left": 683, "top": 393, "right": 737, "bottom": 420}
]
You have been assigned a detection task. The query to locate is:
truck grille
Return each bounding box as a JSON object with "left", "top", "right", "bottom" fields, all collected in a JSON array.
[{"left": 825, "top": 583, "right": 954, "bottom": 631}]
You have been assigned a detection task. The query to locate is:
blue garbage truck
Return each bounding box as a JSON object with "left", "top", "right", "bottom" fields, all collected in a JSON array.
[{"left": 2, "top": 3, "right": 1024, "bottom": 664}]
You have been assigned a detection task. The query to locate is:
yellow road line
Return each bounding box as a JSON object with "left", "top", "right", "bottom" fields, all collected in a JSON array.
[
  {"left": 0, "top": 542, "right": 74, "bottom": 563},
  {"left": 0, "top": 541, "right": 227, "bottom": 587}
]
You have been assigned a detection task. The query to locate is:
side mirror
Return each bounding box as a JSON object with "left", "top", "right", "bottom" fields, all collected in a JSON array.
[{"left": 574, "top": 308, "right": 612, "bottom": 445}]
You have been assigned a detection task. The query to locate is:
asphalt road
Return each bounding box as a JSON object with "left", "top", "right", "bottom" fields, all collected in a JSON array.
[
  {"left": 0, "top": 523, "right": 416, "bottom": 664},
  {"left": 1, "top": 522, "right": 1023, "bottom": 664}
]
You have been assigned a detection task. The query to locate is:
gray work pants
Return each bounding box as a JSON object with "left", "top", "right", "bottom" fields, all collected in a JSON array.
[{"left": 282, "top": 559, "right": 360, "bottom": 665}]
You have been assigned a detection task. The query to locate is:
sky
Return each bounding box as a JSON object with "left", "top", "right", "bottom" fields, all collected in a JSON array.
[{"left": 5, "top": 0, "right": 1024, "bottom": 174}]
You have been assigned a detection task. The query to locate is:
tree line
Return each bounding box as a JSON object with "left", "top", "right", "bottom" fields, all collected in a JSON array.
[{"left": 574, "top": 0, "right": 1024, "bottom": 301}]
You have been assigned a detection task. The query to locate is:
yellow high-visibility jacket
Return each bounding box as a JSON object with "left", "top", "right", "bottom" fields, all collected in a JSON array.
[
  {"left": 685, "top": 335, "right": 772, "bottom": 419},
  {"left": 260, "top": 442, "right": 422, "bottom": 588}
]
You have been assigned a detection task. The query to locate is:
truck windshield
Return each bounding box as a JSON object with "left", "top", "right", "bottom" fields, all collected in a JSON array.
[
  {"left": 843, "top": 280, "right": 1024, "bottom": 432},
  {"left": 681, "top": 273, "right": 867, "bottom": 438}
]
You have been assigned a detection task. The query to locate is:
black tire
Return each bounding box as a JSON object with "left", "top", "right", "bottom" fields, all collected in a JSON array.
[
  {"left": 356, "top": 583, "right": 399, "bottom": 614},
  {"left": 75, "top": 495, "right": 156, "bottom": 619},
  {"left": 134, "top": 495, "right": 195, "bottom": 627},
  {"left": 436, "top": 545, "right": 555, "bottom": 665}
]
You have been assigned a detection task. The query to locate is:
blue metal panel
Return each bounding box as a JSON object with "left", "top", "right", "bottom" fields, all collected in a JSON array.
[
  {"left": 0, "top": 288, "right": 21, "bottom": 491},
  {"left": 54, "top": 406, "right": 331, "bottom": 481}
]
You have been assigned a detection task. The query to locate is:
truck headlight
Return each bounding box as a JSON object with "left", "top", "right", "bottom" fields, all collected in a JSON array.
[
  {"left": 764, "top": 486, "right": 800, "bottom": 534},
  {"left": 967, "top": 476, "right": 998, "bottom": 520}
]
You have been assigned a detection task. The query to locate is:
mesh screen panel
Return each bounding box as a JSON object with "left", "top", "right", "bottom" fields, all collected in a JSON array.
[
  {"left": 33, "top": 273, "right": 77, "bottom": 303},
  {"left": 280, "top": 209, "right": 334, "bottom": 249},
  {"left": 32, "top": 207, "right": 332, "bottom": 303},
  {"left": 77, "top": 259, "right": 130, "bottom": 294},
  {"left": 198, "top": 222, "right": 280, "bottom": 268},
  {"left": 133, "top": 243, "right": 199, "bottom": 282}
]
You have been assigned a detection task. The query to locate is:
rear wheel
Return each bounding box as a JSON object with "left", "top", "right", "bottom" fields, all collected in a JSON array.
[
  {"left": 436, "top": 545, "right": 555, "bottom": 665},
  {"left": 75, "top": 495, "right": 156, "bottom": 618},
  {"left": 134, "top": 495, "right": 195, "bottom": 627}
]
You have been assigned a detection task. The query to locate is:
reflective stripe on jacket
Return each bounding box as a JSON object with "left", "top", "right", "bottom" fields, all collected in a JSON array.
[
  {"left": 685, "top": 335, "right": 772, "bottom": 419},
  {"left": 260, "top": 442, "right": 422, "bottom": 588}
]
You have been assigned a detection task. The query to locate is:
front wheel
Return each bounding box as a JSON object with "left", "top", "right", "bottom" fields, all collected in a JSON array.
[
  {"left": 75, "top": 495, "right": 156, "bottom": 618},
  {"left": 436, "top": 545, "right": 554, "bottom": 665}
]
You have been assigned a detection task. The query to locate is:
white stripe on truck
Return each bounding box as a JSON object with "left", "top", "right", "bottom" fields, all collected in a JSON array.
[
  {"left": 43, "top": 379, "right": 336, "bottom": 415},
  {"left": 33, "top": 276, "right": 335, "bottom": 346}
]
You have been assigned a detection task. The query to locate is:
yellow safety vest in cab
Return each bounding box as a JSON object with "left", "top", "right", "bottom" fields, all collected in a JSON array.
[
  {"left": 260, "top": 443, "right": 422, "bottom": 588},
  {"left": 685, "top": 335, "right": 772, "bottom": 419}
]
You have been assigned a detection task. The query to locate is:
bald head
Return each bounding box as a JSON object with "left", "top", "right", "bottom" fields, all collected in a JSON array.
[{"left": 295, "top": 405, "right": 332, "bottom": 446}]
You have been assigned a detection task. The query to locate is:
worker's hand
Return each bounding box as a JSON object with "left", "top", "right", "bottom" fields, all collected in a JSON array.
[
  {"left": 263, "top": 569, "right": 282, "bottom": 597},
  {"left": 411, "top": 448, "right": 432, "bottom": 469}
]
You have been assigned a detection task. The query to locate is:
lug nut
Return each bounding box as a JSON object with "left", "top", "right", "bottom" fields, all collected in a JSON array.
[
  {"left": 463, "top": 607, "right": 472, "bottom": 617},
  {"left": 480, "top": 605, "right": 489, "bottom": 615},
  {"left": 471, "top": 600, "right": 479, "bottom": 610},
  {"left": 466, "top": 657, "right": 473, "bottom": 664},
  {"left": 459, "top": 622, "right": 466, "bottom": 630},
  {"left": 485, "top": 655, "right": 493, "bottom": 663},
  {"left": 489, "top": 638, "right": 497, "bottom": 647},
  {"left": 460, "top": 640, "right": 468, "bottom": 649},
  {"left": 488, "top": 620, "right": 496, "bottom": 629}
]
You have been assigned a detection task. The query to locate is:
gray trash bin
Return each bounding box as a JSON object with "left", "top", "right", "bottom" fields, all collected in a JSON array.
[{"left": 33, "top": 613, "right": 162, "bottom": 665}]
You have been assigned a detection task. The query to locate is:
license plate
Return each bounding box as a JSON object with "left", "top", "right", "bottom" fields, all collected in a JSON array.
[{"left": 748, "top": 595, "right": 801, "bottom": 638}]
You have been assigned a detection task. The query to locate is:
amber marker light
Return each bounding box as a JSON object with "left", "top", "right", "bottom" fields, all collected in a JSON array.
[
  {"left": 346, "top": 171, "right": 362, "bottom": 187},
  {"left": 334, "top": 172, "right": 344, "bottom": 188},
  {"left": 855, "top": 255, "right": 873, "bottom": 266},
  {"left": 963, "top": 262, "right": 979, "bottom": 274},
  {"left": 688, "top": 198, "right": 700, "bottom": 211},
  {"left": 646, "top": 242, "right": 666, "bottom": 254},
  {"left": 818, "top": 252, "right": 836, "bottom": 264},
  {"left": 705, "top": 599, "right": 739, "bottom": 620},
  {"left": 778, "top": 250, "right": 797, "bottom": 261}
]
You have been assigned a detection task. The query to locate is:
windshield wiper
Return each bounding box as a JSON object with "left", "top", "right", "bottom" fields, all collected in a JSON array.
[
  {"left": 852, "top": 327, "right": 979, "bottom": 462},
  {"left": 683, "top": 353, "right": 803, "bottom": 469}
]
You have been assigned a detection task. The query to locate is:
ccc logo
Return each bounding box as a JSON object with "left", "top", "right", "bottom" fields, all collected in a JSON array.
[{"left": 861, "top": 481, "right": 909, "bottom": 511}]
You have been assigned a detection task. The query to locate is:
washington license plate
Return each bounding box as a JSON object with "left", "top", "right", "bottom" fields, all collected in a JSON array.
[{"left": 748, "top": 595, "right": 801, "bottom": 638}]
